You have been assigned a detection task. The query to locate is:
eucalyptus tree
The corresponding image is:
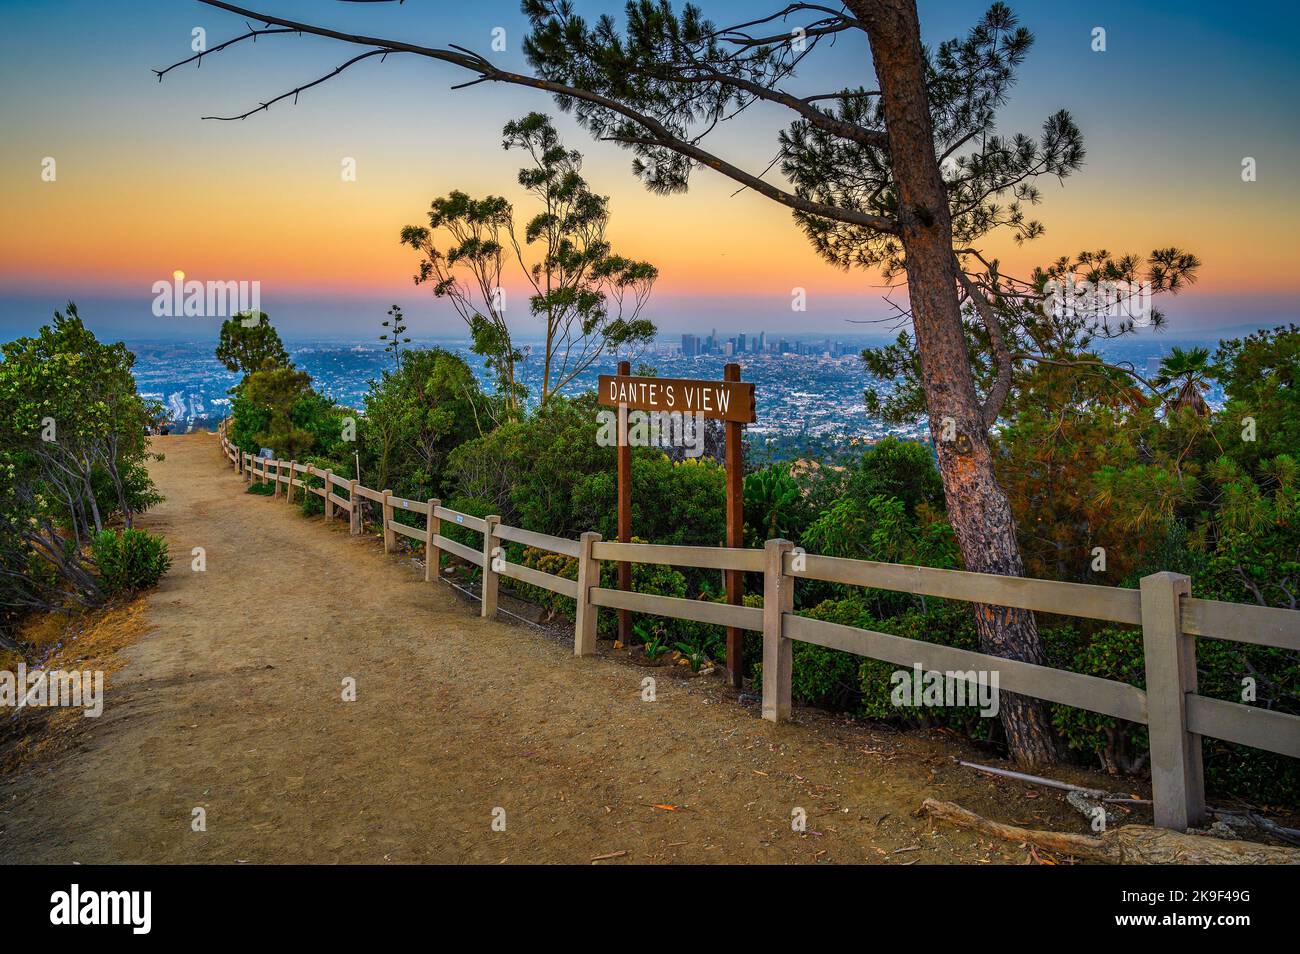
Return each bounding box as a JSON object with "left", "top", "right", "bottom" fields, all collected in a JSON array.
[
  {"left": 399, "top": 113, "right": 656, "bottom": 418},
  {"left": 401, "top": 191, "right": 526, "bottom": 420},
  {"left": 159, "top": 0, "right": 1200, "bottom": 764},
  {"left": 504, "top": 111, "right": 657, "bottom": 405}
]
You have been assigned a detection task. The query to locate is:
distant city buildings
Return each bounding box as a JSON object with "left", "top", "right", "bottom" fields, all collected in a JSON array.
[
  {"left": 675, "top": 331, "right": 861, "bottom": 359},
  {"left": 125, "top": 332, "right": 1219, "bottom": 454}
]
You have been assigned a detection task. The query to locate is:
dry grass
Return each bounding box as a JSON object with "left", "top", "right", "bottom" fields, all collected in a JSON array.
[{"left": 0, "top": 599, "right": 149, "bottom": 774}]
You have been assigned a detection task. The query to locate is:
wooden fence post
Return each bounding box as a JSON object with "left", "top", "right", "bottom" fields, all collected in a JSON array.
[
  {"left": 616, "top": 359, "right": 632, "bottom": 646},
  {"left": 574, "top": 531, "right": 601, "bottom": 656},
  {"left": 425, "top": 499, "right": 440, "bottom": 583},
  {"left": 381, "top": 490, "right": 394, "bottom": 552},
  {"left": 481, "top": 515, "right": 501, "bottom": 618},
  {"left": 349, "top": 481, "right": 360, "bottom": 534},
  {"left": 285, "top": 461, "right": 296, "bottom": 503},
  {"left": 762, "top": 539, "right": 795, "bottom": 723},
  {"left": 243, "top": 454, "right": 250, "bottom": 482},
  {"left": 1140, "top": 571, "right": 1205, "bottom": 830},
  {"left": 273, "top": 460, "right": 282, "bottom": 498},
  {"left": 323, "top": 470, "right": 334, "bottom": 520}
]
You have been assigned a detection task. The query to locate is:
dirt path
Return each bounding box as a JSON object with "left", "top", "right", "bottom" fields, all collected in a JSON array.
[{"left": 1, "top": 433, "right": 1099, "bottom": 864}]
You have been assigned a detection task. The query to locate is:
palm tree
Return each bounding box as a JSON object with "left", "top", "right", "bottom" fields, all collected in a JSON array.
[{"left": 1155, "top": 346, "right": 1212, "bottom": 416}]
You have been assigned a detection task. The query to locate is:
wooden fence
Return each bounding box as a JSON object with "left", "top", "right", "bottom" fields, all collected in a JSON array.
[{"left": 218, "top": 435, "right": 1299, "bottom": 831}]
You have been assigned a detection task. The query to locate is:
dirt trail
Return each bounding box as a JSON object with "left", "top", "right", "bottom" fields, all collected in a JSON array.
[{"left": 1, "top": 433, "right": 1097, "bottom": 864}]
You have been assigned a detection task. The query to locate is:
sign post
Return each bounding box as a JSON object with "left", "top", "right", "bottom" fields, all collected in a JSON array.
[
  {"left": 617, "top": 359, "right": 633, "bottom": 646},
  {"left": 598, "top": 363, "right": 756, "bottom": 687},
  {"left": 723, "top": 362, "right": 744, "bottom": 688}
]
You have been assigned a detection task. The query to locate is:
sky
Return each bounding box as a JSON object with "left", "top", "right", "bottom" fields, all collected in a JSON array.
[{"left": 2, "top": 0, "right": 1298, "bottom": 342}]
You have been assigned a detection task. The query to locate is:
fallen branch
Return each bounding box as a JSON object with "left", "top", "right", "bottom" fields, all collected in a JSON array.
[
  {"left": 956, "top": 760, "right": 1300, "bottom": 846},
  {"left": 921, "top": 799, "right": 1300, "bottom": 865},
  {"left": 1236, "top": 812, "right": 1300, "bottom": 848},
  {"left": 958, "top": 759, "right": 1106, "bottom": 797}
]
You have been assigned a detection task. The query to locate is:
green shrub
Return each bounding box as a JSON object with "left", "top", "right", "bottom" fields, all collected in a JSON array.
[
  {"left": 504, "top": 545, "right": 578, "bottom": 620},
  {"left": 360, "top": 348, "right": 487, "bottom": 499},
  {"left": 0, "top": 306, "right": 164, "bottom": 616},
  {"left": 845, "top": 436, "right": 944, "bottom": 514},
  {"left": 1047, "top": 623, "right": 1299, "bottom": 804},
  {"left": 299, "top": 487, "right": 324, "bottom": 517},
  {"left": 760, "top": 597, "right": 992, "bottom": 734},
  {"left": 743, "top": 463, "right": 809, "bottom": 548},
  {"left": 294, "top": 464, "right": 328, "bottom": 517},
  {"left": 1046, "top": 626, "right": 1150, "bottom": 775},
  {"left": 91, "top": 529, "right": 171, "bottom": 596},
  {"left": 637, "top": 621, "right": 673, "bottom": 662},
  {"left": 779, "top": 597, "right": 876, "bottom": 711},
  {"left": 246, "top": 481, "right": 275, "bottom": 496},
  {"left": 596, "top": 543, "right": 691, "bottom": 641}
]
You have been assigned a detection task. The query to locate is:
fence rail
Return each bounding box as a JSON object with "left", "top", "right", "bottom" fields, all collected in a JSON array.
[
  {"left": 591, "top": 540, "right": 764, "bottom": 572},
  {"left": 496, "top": 523, "right": 581, "bottom": 559},
  {"left": 218, "top": 433, "right": 1299, "bottom": 831},
  {"left": 792, "top": 552, "right": 1145, "bottom": 626}
]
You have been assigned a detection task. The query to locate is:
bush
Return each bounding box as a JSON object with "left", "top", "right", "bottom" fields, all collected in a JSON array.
[
  {"left": 743, "top": 463, "right": 809, "bottom": 547},
  {"left": 227, "top": 356, "right": 357, "bottom": 468},
  {"left": 91, "top": 529, "right": 171, "bottom": 596},
  {"left": 447, "top": 394, "right": 728, "bottom": 550},
  {"left": 0, "top": 306, "right": 163, "bottom": 617},
  {"left": 360, "top": 348, "right": 487, "bottom": 499},
  {"left": 297, "top": 469, "right": 325, "bottom": 517},
  {"left": 1047, "top": 623, "right": 1300, "bottom": 804},
  {"left": 845, "top": 436, "right": 945, "bottom": 514},
  {"left": 504, "top": 545, "right": 579, "bottom": 620}
]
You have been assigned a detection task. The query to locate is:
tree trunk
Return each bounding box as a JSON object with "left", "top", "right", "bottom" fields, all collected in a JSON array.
[
  {"left": 851, "top": 0, "right": 1057, "bottom": 766},
  {"left": 80, "top": 458, "right": 104, "bottom": 534}
]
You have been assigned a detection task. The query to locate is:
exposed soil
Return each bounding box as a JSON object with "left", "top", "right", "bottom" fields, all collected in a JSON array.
[{"left": 0, "top": 433, "right": 1139, "bottom": 864}]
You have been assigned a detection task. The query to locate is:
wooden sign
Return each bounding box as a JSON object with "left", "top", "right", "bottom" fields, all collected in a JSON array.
[
  {"left": 597, "top": 374, "right": 756, "bottom": 424},
  {"left": 604, "top": 363, "right": 751, "bottom": 689}
]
